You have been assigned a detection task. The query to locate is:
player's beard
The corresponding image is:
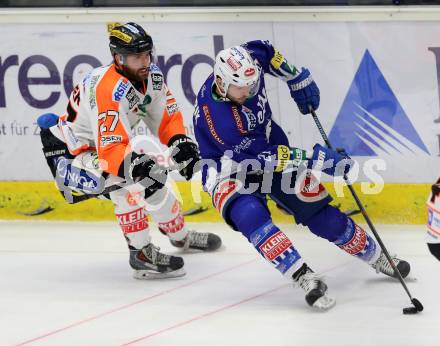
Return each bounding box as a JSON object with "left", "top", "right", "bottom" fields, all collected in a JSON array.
[{"left": 120, "top": 64, "right": 149, "bottom": 82}]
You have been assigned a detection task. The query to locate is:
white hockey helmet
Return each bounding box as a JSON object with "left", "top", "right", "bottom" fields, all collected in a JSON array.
[{"left": 214, "top": 46, "right": 261, "bottom": 98}]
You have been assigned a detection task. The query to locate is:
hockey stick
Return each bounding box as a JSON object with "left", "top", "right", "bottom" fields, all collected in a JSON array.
[
  {"left": 308, "top": 105, "right": 423, "bottom": 314},
  {"left": 60, "top": 180, "right": 129, "bottom": 204},
  {"left": 60, "top": 161, "right": 193, "bottom": 204}
]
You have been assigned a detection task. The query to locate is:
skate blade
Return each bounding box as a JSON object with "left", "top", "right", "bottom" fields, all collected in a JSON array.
[
  {"left": 311, "top": 294, "right": 336, "bottom": 311},
  {"left": 133, "top": 268, "right": 186, "bottom": 280}
]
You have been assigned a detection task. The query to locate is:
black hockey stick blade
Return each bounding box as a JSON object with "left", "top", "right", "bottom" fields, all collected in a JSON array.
[
  {"left": 402, "top": 298, "right": 423, "bottom": 315},
  {"left": 16, "top": 205, "right": 54, "bottom": 216},
  {"left": 183, "top": 205, "right": 208, "bottom": 216},
  {"left": 16, "top": 199, "right": 54, "bottom": 216}
]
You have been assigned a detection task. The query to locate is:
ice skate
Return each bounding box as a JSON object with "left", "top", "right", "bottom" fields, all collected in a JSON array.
[
  {"left": 170, "top": 230, "right": 222, "bottom": 251},
  {"left": 371, "top": 251, "right": 410, "bottom": 279},
  {"left": 129, "top": 244, "right": 185, "bottom": 279},
  {"left": 292, "top": 263, "right": 336, "bottom": 311}
]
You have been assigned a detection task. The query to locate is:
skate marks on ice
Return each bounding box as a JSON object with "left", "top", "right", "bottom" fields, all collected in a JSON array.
[{"left": 0, "top": 222, "right": 438, "bottom": 346}]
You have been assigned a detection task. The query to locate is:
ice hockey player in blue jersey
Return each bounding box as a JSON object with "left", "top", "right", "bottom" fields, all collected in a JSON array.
[{"left": 193, "top": 40, "right": 411, "bottom": 310}]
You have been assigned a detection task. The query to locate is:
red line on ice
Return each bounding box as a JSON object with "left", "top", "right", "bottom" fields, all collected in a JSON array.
[
  {"left": 16, "top": 258, "right": 257, "bottom": 346},
  {"left": 122, "top": 261, "right": 352, "bottom": 345}
]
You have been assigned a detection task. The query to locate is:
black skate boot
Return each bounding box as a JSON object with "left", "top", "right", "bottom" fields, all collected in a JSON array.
[
  {"left": 129, "top": 244, "right": 185, "bottom": 279},
  {"left": 292, "top": 263, "right": 336, "bottom": 311},
  {"left": 170, "top": 230, "right": 222, "bottom": 251},
  {"left": 371, "top": 251, "right": 411, "bottom": 279}
]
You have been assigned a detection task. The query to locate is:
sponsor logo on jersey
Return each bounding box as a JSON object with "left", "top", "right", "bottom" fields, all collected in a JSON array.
[
  {"left": 241, "top": 105, "right": 256, "bottom": 131},
  {"left": 138, "top": 95, "right": 152, "bottom": 115},
  {"left": 60, "top": 119, "right": 82, "bottom": 151},
  {"left": 82, "top": 72, "right": 91, "bottom": 90},
  {"left": 149, "top": 64, "right": 161, "bottom": 73},
  {"left": 125, "top": 87, "right": 140, "bottom": 110},
  {"left": 202, "top": 104, "right": 224, "bottom": 145},
  {"left": 259, "top": 231, "right": 292, "bottom": 261},
  {"left": 88, "top": 75, "right": 100, "bottom": 109},
  {"left": 151, "top": 73, "right": 163, "bottom": 90},
  {"left": 167, "top": 102, "right": 179, "bottom": 115},
  {"left": 231, "top": 106, "right": 247, "bottom": 134},
  {"left": 113, "top": 78, "right": 129, "bottom": 102},
  {"left": 329, "top": 49, "right": 429, "bottom": 157},
  {"left": 256, "top": 88, "right": 268, "bottom": 125},
  {"left": 227, "top": 57, "right": 242, "bottom": 71},
  {"left": 233, "top": 137, "right": 255, "bottom": 154},
  {"left": 116, "top": 207, "right": 149, "bottom": 234},
  {"left": 200, "top": 84, "right": 207, "bottom": 98},
  {"left": 100, "top": 135, "right": 122, "bottom": 146}
]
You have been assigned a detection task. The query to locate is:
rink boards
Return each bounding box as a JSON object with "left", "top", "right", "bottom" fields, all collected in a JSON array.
[{"left": 0, "top": 181, "right": 430, "bottom": 224}]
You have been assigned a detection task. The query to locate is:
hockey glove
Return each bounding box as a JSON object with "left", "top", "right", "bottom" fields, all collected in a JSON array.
[
  {"left": 274, "top": 145, "right": 308, "bottom": 172},
  {"left": 431, "top": 177, "right": 440, "bottom": 202},
  {"left": 168, "top": 134, "right": 201, "bottom": 180},
  {"left": 127, "top": 153, "right": 168, "bottom": 197},
  {"left": 37, "top": 113, "right": 59, "bottom": 129},
  {"left": 308, "top": 144, "right": 353, "bottom": 177},
  {"left": 287, "top": 68, "right": 320, "bottom": 115}
]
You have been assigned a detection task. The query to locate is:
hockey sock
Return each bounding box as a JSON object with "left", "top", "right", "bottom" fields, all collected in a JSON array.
[
  {"left": 229, "top": 196, "right": 303, "bottom": 277},
  {"left": 146, "top": 188, "right": 188, "bottom": 242},
  {"left": 249, "top": 221, "right": 304, "bottom": 277},
  {"left": 306, "top": 205, "right": 380, "bottom": 264},
  {"left": 116, "top": 206, "right": 151, "bottom": 249}
]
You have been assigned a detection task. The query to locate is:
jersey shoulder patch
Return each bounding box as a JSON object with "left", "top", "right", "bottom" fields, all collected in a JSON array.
[
  {"left": 149, "top": 63, "right": 162, "bottom": 74},
  {"left": 149, "top": 64, "right": 164, "bottom": 91},
  {"left": 112, "top": 77, "right": 130, "bottom": 102}
]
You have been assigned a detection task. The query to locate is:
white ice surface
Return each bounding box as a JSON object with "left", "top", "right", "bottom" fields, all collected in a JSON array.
[{"left": 0, "top": 221, "right": 438, "bottom": 346}]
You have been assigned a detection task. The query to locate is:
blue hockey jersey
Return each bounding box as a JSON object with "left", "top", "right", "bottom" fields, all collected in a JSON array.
[{"left": 193, "top": 40, "right": 300, "bottom": 188}]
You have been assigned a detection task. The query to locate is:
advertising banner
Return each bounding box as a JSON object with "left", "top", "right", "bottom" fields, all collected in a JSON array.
[{"left": 0, "top": 21, "right": 439, "bottom": 182}]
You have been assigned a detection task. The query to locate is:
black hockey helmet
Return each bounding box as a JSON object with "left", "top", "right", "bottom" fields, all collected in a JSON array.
[{"left": 109, "top": 22, "right": 153, "bottom": 55}]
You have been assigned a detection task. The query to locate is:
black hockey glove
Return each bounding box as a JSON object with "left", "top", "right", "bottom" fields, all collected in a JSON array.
[
  {"left": 431, "top": 178, "right": 440, "bottom": 203},
  {"left": 122, "top": 153, "right": 168, "bottom": 197},
  {"left": 168, "top": 134, "right": 201, "bottom": 180}
]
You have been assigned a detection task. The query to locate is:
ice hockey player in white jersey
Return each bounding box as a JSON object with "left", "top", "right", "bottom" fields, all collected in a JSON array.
[
  {"left": 37, "top": 22, "right": 221, "bottom": 279},
  {"left": 427, "top": 177, "right": 440, "bottom": 261}
]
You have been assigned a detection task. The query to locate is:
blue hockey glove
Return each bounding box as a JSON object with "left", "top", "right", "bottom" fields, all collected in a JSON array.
[
  {"left": 287, "top": 68, "right": 320, "bottom": 115},
  {"left": 308, "top": 144, "right": 353, "bottom": 176},
  {"left": 37, "top": 113, "right": 59, "bottom": 129}
]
